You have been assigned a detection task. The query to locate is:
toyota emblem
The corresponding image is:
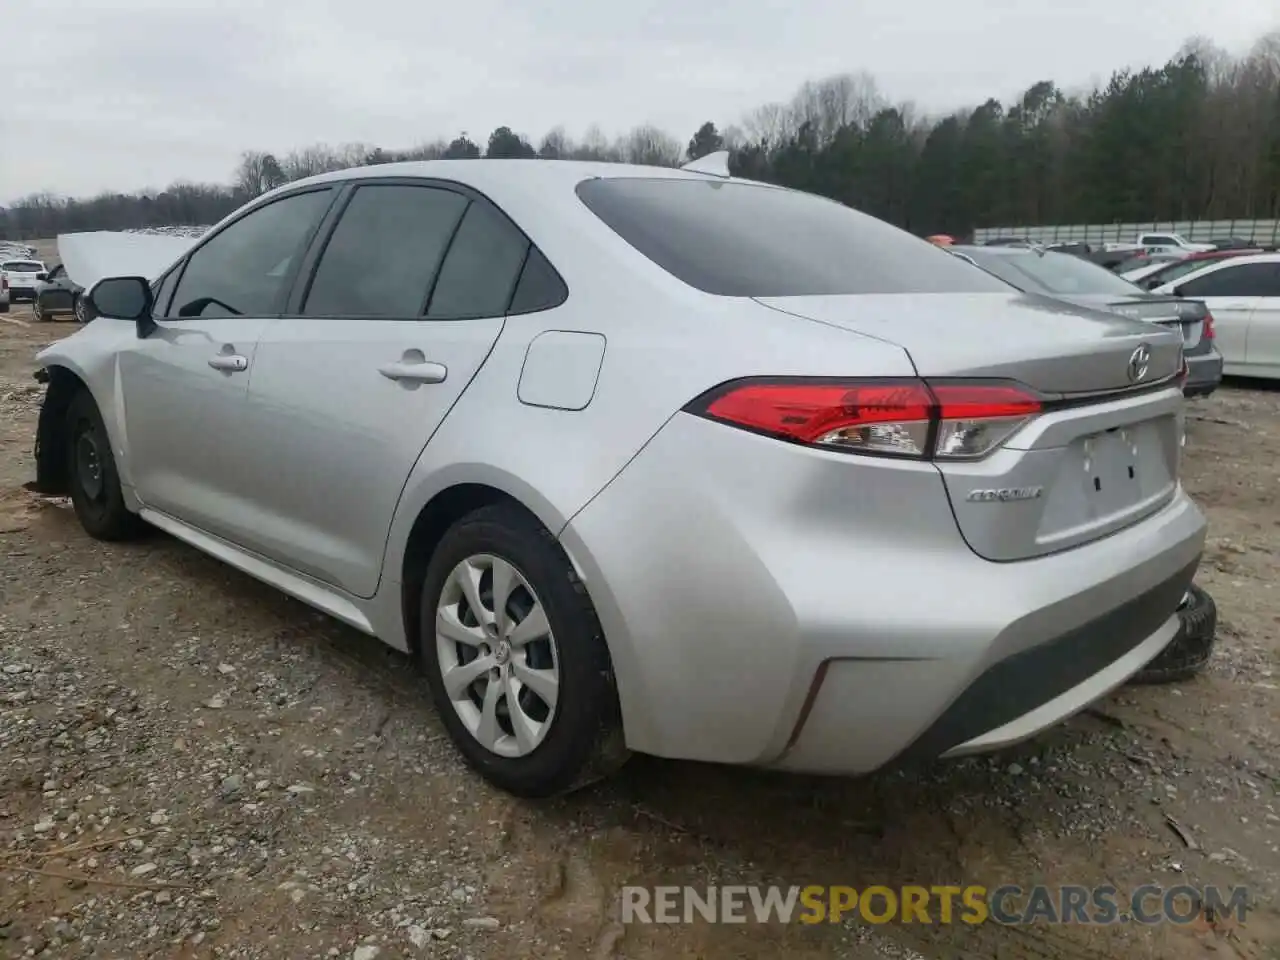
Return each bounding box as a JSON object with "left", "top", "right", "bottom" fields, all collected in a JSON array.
[{"left": 1127, "top": 344, "right": 1151, "bottom": 383}]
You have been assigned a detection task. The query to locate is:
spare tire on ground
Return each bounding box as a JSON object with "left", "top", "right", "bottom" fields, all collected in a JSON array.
[{"left": 1128, "top": 584, "right": 1217, "bottom": 685}]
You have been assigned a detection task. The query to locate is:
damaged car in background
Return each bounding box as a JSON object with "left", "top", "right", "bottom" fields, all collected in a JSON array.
[{"left": 28, "top": 156, "right": 1209, "bottom": 797}]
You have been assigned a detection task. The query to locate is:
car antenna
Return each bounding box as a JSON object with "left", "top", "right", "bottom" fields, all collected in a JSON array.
[{"left": 680, "top": 150, "right": 731, "bottom": 178}]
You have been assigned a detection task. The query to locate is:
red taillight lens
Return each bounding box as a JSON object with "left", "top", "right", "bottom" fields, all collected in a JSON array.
[
  {"left": 689, "top": 378, "right": 1042, "bottom": 460},
  {"left": 1202, "top": 313, "right": 1215, "bottom": 340}
]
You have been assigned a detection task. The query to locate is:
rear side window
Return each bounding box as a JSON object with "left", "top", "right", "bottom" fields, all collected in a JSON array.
[
  {"left": 1177, "top": 263, "right": 1280, "bottom": 298},
  {"left": 508, "top": 247, "right": 568, "bottom": 314},
  {"left": 427, "top": 201, "right": 530, "bottom": 318},
  {"left": 303, "top": 184, "right": 469, "bottom": 318},
  {"left": 576, "top": 178, "right": 1010, "bottom": 297}
]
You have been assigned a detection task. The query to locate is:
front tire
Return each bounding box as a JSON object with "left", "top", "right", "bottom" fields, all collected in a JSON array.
[
  {"left": 74, "top": 296, "right": 88, "bottom": 324},
  {"left": 32, "top": 297, "right": 46, "bottom": 322},
  {"left": 418, "top": 503, "right": 628, "bottom": 797},
  {"left": 65, "top": 390, "right": 148, "bottom": 541}
]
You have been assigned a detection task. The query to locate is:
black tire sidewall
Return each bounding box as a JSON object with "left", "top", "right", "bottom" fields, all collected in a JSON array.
[
  {"left": 418, "top": 504, "right": 619, "bottom": 797},
  {"left": 1129, "top": 585, "right": 1217, "bottom": 685},
  {"left": 65, "top": 391, "right": 140, "bottom": 540}
]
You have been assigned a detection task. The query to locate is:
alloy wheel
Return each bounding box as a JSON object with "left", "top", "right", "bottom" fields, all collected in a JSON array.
[{"left": 435, "top": 553, "right": 560, "bottom": 758}]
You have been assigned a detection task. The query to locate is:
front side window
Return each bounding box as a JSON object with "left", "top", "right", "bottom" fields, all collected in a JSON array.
[
  {"left": 151, "top": 266, "right": 180, "bottom": 316},
  {"left": 168, "top": 189, "right": 333, "bottom": 319},
  {"left": 577, "top": 177, "right": 1011, "bottom": 297},
  {"left": 302, "top": 184, "right": 469, "bottom": 318}
]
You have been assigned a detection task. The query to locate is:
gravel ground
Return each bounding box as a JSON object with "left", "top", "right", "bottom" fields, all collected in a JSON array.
[{"left": 1, "top": 305, "right": 1278, "bottom": 959}]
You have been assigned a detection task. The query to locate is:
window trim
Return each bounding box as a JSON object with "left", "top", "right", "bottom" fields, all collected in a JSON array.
[
  {"left": 160, "top": 185, "right": 339, "bottom": 322},
  {"left": 280, "top": 175, "right": 568, "bottom": 322}
]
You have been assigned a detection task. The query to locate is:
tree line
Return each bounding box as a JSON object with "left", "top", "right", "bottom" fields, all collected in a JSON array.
[{"left": 2, "top": 31, "right": 1278, "bottom": 241}]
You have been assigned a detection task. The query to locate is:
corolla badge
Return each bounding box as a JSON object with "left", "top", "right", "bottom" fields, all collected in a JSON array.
[
  {"left": 1127, "top": 344, "right": 1151, "bottom": 383},
  {"left": 966, "top": 486, "right": 1044, "bottom": 503}
]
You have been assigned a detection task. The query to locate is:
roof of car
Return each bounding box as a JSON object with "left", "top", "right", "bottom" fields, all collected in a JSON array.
[
  {"left": 1180, "top": 251, "right": 1280, "bottom": 267},
  {"left": 279, "top": 158, "right": 758, "bottom": 197}
]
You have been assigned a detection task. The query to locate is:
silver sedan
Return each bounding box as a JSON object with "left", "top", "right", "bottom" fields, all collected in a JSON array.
[{"left": 32, "top": 157, "right": 1205, "bottom": 796}]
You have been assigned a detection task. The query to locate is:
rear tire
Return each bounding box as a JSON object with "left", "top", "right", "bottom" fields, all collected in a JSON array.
[
  {"left": 418, "top": 502, "right": 629, "bottom": 797},
  {"left": 1128, "top": 584, "right": 1217, "bottom": 685},
  {"left": 0, "top": 300, "right": 9, "bottom": 313},
  {"left": 65, "top": 390, "right": 149, "bottom": 541}
]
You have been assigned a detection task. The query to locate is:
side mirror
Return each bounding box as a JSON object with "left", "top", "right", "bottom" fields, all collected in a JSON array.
[
  {"left": 87, "top": 276, "right": 155, "bottom": 335},
  {"left": 35, "top": 272, "right": 48, "bottom": 282}
]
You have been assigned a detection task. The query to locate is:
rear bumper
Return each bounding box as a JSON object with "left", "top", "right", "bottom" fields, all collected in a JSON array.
[
  {"left": 561, "top": 412, "right": 1208, "bottom": 774},
  {"left": 1184, "top": 350, "right": 1223, "bottom": 397}
]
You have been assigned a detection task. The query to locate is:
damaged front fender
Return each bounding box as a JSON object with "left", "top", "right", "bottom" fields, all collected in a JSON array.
[{"left": 29, "top": 366, "right": 85, "bottom": 496}]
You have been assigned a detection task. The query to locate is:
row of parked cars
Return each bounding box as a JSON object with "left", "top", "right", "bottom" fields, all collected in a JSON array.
[{"left": 0, "top": 256, "right": 88, "bottom": 321}]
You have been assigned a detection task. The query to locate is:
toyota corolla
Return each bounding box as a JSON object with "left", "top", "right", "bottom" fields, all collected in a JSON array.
[{"left": 30, "top": 156, "right": 1205, "bottom": 797}]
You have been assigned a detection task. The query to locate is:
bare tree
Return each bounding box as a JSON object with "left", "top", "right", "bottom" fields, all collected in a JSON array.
[{"left": 618, "top": 125, "right": 682, "bottom": 166}]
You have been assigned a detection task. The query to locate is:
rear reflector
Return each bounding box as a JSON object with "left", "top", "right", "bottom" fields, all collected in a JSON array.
[
  {"left": 1202, "top": 313, "right": 1215, "bottom": 340},
  {"left": 687, "top": 378, "right": 1043, "bottom": 460}
]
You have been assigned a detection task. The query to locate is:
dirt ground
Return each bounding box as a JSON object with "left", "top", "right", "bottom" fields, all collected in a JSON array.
[{"left": 0, "top": 301, "right": 1277, "bottom": 960}]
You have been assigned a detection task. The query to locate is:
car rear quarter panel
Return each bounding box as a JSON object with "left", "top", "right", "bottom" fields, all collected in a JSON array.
[{"left": 379, "top": 180, "right": 920, "bottom": 644}]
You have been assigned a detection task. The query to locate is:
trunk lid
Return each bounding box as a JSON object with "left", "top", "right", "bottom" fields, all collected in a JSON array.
[
  {"left": 1057, "top": 292, "right": 1207, "bottom": 352},
  {"left": 755, "top": 292, "right": 1183, "bottom": 395},
  {"left": 755, "top": 292, "right": 1186, "bottom": 561}
]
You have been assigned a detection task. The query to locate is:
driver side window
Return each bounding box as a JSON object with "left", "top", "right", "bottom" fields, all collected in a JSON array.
[{"left": 166, "top": 189, "right": 334, "bottom": 319}]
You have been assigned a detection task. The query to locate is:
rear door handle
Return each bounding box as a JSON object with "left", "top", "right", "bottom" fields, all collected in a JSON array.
[
  {"left": 378, "top": 360, "right": 447, "bottom": 383},
  {"left": 208, "top": 354, "right": 249, "bottom": 372}
]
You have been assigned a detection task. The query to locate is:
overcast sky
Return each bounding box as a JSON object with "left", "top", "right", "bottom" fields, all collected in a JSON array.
[{"left": 3, "top": 0, "right": 1277, "bottom": 201}]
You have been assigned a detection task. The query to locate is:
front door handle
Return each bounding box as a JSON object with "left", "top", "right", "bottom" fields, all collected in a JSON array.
[
  {"left": 208, "top": 354, "right": 249, "bottom": 372},
  {"left": 378, "top": 360, "right": 447, "bottom": 383}
]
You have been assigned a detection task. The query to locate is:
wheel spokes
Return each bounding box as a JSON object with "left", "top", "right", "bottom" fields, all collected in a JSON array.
[
  {"left": 442, "top": 654, "right": 495, "bottom": 700},
  {"left": 508, "top": 601, "right": 549, "bottom": 647}
]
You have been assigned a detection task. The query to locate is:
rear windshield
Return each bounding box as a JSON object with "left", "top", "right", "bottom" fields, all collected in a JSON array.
[
  {"left": 962, "top": 249, "right": 1141, "bottom": 296},
  {"left": 2, "top": 261, "right": 43, "bottom": 272},
  {"left": 575, "top": 177, "right": 1012, "bottom": 297}
]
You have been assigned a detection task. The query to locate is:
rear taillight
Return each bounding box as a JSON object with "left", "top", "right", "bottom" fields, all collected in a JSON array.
[
  {"left": 1202, "top": 313, "right": 1215, "bottom": 340},
  {"left": 686, "top": 378, "right": 1043, "bottom": 460}
]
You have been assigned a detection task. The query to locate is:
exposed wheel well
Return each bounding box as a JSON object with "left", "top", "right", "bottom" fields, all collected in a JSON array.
[
  {"left": 29, "top": 365, "right": 88, "bottom": 496},
  {"left": 400, "top": 484, "right": 535, "bottom": 659}
]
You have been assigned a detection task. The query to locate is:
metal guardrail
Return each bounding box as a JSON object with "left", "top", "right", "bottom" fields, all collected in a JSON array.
[{"left": 973, "top": 220, "right": 1280, "bottom": 247}]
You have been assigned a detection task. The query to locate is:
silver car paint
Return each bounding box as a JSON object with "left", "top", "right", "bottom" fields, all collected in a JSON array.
[{"left": 37, "top": 159, "right": 1207, "bottom": 774}]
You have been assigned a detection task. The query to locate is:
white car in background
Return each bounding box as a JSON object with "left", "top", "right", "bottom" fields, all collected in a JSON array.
[
  {"left": 1136, "top": 233, "right": 1216, "bottom": 255},
  {"left": 1, "top": 259, "right": 49, "bottom": 303},
  {"left": 1149, "top": 252, "right": 1280, "bottom": 378}
]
